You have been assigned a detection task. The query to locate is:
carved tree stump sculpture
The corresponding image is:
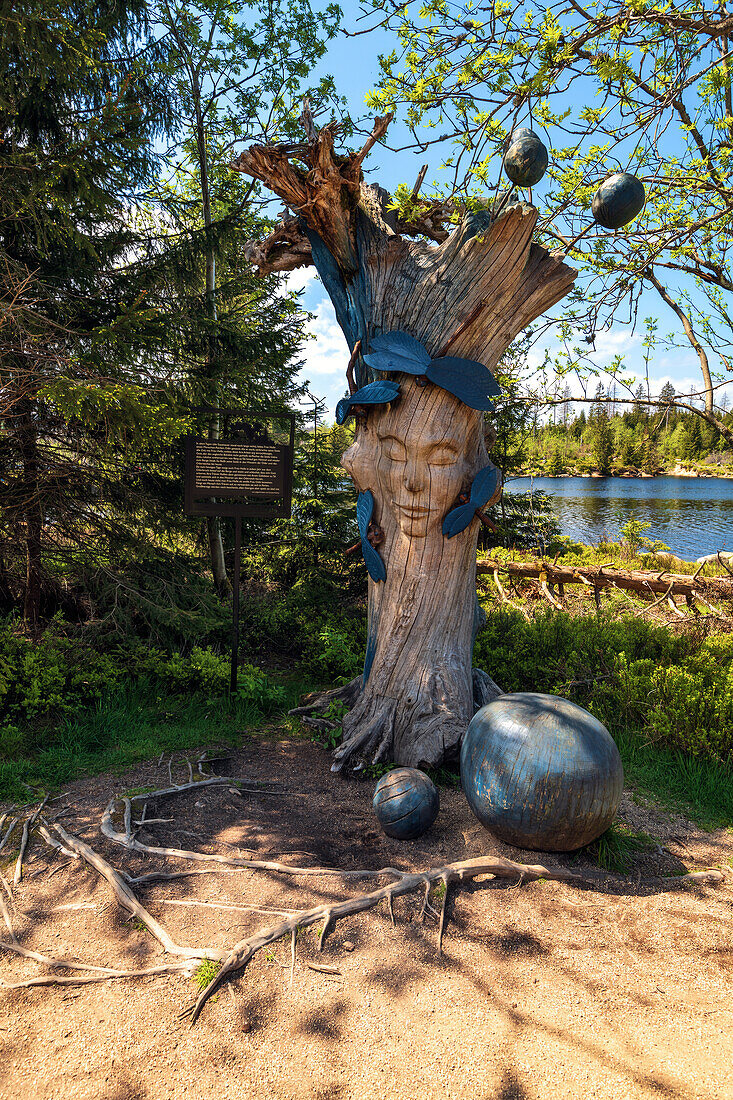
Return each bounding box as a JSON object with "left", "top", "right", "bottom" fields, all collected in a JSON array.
[{"left": 232, "top": 113, "right": 576, "bottom": 772}]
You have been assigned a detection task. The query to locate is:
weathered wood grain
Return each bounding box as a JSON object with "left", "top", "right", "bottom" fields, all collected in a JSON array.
[{"left": 231, "top": 116, "right": 577, "bottom": 770}]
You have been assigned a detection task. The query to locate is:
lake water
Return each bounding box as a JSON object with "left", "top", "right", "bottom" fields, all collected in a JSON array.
[{"left": 507, "top": 475, "right": 733, "bottom": 561}]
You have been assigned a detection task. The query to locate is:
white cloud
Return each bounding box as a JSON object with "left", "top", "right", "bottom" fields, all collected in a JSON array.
[
  {"left": 294, "top": 296, "right": 350, "bottom": 419},
  {"left": 590, "top": 329, "right": 641, "bottom": 362},
  {"left": 285, "top": 268, "right": 319, "bottom": 296}
]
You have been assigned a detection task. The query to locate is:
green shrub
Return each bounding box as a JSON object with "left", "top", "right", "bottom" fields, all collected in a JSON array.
[
  {"left": 0, "top": 619, "right": 121, "bottom": 725},
  {"left": 308, "top": 621, "right": 365, "bottom": 681},
  {"left": 474, "top": 608, "right": 733, "bottom": 765},
  {"left": 0, "top": 618, "right": 288, "bottom": 731}
]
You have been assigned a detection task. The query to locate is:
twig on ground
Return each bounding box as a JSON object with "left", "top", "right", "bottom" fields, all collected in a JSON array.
[
  {"left": 0, "top": 887, "right": 15, "bottom": 942},
  {"left": 305, "top": 962, "right": 341, "bottom": 976},
  {"left": 0, "top": 963, "right": 193, "bottom": 990},
  {"left": 158, "top": 899, "right": 304, "bottom": 917},
  {"left": 0, "top": 819, "right": 17, "bottom": 857},
  {"left": 14, "top": 796, "right": 48, "bottom": 885},
  {"left": 289, "top": 929, "right": 296, "bottom": 988},
  {"left": 125, "top": 868, "right": 237, "bottom": 886}
]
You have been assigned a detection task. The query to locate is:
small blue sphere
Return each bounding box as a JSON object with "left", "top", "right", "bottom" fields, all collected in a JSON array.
[
  {"left": 460, "top": 693, "right": 623, "bottom": 851},
  {"left": 503, "top": 128, "right": 549, "bottom": 187},
  {"left": 592, "top": 172, "right": 645, "bottom": 229},
  {"left": 373, "top": 767, "right": 439, "bottom": 841}
]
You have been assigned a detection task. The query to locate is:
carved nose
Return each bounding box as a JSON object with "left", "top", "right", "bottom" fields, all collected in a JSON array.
[{"left": 404, "top": 464, "right": 423, "bottom": 492}]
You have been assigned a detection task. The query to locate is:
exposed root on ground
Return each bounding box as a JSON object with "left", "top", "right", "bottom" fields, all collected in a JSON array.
[
  {"left": 182, "top": 856, "right": 725, "bottom": 1024},
  {"left": 0, "top": 754, "right": 727, "bottom": 1022}
]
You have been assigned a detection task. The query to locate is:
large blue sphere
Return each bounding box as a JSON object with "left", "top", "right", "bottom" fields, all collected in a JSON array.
[
  {"left": 460, "top": 693, "right": 623, "bottom": 851},
  {"left": 373, "top": 768, "right": 439, "bottom": 840}
]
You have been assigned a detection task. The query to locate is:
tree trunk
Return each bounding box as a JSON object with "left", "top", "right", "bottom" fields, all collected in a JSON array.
[
  {"left": 232, "top": 115, "right": 576, "bottom": 770},
  {"left": 17, "top": 398, "right": 43, "bottom": 628},
  {"left": 192, "top": 68, "right": 229, "bottom": 597},
  {"left": 336, "top": 377, "right": 491, "bottom": 768}
]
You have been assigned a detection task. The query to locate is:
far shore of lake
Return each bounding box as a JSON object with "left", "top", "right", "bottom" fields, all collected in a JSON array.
[
  {"left": 515, "top": 467, "right": 733, "bottom": 480},
  {"left": 507, "top": 472, "right": 732, "bottom": 560}
]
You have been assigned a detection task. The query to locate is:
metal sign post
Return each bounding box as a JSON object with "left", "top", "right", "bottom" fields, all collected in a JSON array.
[
  {"left": 184, "top": 409, "right": 295, "bottom": 694},
  {"left": 230, "top": 516, "right": 242, "bottom": 694}
]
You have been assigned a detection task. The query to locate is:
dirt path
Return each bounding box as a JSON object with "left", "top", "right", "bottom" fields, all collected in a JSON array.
[{"left": 0, "top": 734, "right": 731, "bottom": 1100}]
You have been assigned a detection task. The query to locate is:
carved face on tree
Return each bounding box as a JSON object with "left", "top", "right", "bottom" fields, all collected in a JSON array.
[{"left": 342, "top": 379, "right": 484, "bottom": 542}]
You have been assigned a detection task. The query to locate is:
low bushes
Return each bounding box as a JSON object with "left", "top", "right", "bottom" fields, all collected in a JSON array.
[
  {"left": 0, "top": 618, "right": 287, "bottom": 765},
  {"left": 474, "top": 609, "right": 733, "bottom": 765}
]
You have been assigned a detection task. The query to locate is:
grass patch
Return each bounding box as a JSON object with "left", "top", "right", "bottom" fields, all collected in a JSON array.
[
  {"left": 613, "top": 722, "right": 733, "bottom": 830},
  {"left": 583, "top": 823, "right": 656, "bottom": 873},
  {"left": 193, "top": 960, "right": 221, "bottom": 989},
  {"left": 0, "top": 675, "right": 311, "bottom": 804}
]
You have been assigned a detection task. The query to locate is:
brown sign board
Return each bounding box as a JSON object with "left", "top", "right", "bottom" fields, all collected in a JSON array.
[{"left": 184, "top": 416, "right": 294, "bottom": 518}]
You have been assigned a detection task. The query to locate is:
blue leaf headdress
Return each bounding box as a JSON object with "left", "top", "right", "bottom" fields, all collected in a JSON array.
[{"left": 363, "top": 331, "right": 501, "bottom": 411}]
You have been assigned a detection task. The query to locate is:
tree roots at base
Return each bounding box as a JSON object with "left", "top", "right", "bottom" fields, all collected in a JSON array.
[
  {"left": 0, "top": 759, "right": 727, "bottom": 1026},
  {"left": 288, "top": 669, "right": 504, "bottom": 772}
]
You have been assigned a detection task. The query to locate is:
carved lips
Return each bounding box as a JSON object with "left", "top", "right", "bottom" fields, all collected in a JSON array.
[{"left": 393, "top": 501, "right": 430, "bottom": 536}]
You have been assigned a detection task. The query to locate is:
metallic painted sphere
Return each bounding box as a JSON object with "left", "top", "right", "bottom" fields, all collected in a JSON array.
[
  {"left": 460, "top": 693, "right": 623, "bottom": 851},
  {"left": 503, "top": 129, "right": 549, "bottom": 187},
  {"left": 592, "top": 172, "right": 646, "bottom": 229},
  {"left": 373, "top": 767, "right": 439, "bottom": 840}
]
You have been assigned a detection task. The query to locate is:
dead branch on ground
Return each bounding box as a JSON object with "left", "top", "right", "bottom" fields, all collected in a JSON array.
[
  {"left": 477, "top": 558, "right": 733, "bottom": 616},
  {"left": 0, "top": 759, "right": 724, "bottom": 1022}
]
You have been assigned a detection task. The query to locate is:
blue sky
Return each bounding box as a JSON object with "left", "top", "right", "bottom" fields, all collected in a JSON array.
[{"left": 284, "top": 1, "right": 733, "bottom": 421}]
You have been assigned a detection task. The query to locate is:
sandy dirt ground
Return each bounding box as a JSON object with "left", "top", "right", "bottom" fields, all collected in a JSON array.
[{"left": 0, "top": 733, "right": 731, "bottom": 1100}]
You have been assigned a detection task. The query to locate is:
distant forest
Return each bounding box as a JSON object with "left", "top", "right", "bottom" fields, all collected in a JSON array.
[{"left": 517, "top": 384, "right": 733, "bottom": 476}]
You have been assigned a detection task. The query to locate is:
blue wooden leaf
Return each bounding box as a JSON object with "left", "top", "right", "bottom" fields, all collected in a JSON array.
[
  {"left": 442, "top": 502, "right": 477, "bottom": 539},
  {"left": 469, "top": 464, "right": 501, "bottom": 509},
  {"left": 352, "top": 379, "right": 400, "bottom": 406},
  {"left": 356, "top": 490, "right": 386, "bottom": 581},
  {"left": 335, "top": 381, "right": 399, "bottom": 425},
  {"left": 356, "top": 490, "right": 374, "bottom": 541},
  {"left": 427, "top": 356, "right": 502, "bottom": 410},
  {"left": 362, "top": 540, "right": 387, "bottom": 583},
  {"left": 362, "top": 350, "right": 427, "bottom": 376},
  {"left": 363, "top": 331, "right": 431, "bottom": 376},
  {"left": 335, "top": 397, "right": 351, "bottom": 425},
  {"left": 442, "top": 464, "right": 502, "bottom": 539},
  {"left": 369, "top": 331, "right": 431, "bottom": 367}
]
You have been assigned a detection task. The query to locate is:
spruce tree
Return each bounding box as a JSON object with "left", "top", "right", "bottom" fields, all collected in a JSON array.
[{"left": 0, "top": 0, "right": 175, "bottom": 623}]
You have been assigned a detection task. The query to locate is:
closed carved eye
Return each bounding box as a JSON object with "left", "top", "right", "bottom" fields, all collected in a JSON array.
[
  {"left": 378, "top": 435, "right": 406, "bottom": 462},
  {"left": 427, "top": 444, "right": 459, "bottom": 466}
]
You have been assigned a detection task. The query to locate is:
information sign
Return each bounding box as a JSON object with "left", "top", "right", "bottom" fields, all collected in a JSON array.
[
  {"left": 184, "top": 412, "right": 294, "bottom": 518},
  {"left": 183, "top": 409, "right": 296, "bottom": 693}
]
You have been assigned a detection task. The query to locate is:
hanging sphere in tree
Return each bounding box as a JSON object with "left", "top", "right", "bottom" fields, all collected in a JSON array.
[
  {"left": 460, "top": 693, "right": 623, "bottom": 851},
  {"left": 502, "top": 129, "right": 549, "bottom": 187},
  {"left": 373, "top": 767, "right": 439, "bottom": 840},
  {"left": 592, "top": 173, "right": 646, "bottom": 229}
]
